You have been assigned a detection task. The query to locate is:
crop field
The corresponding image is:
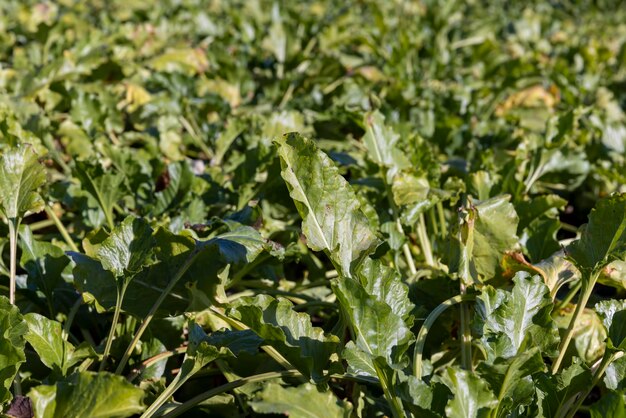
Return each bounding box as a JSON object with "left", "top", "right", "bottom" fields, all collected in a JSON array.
[{"left": 1, "top": 1, "right": 626, "bottom": 417}]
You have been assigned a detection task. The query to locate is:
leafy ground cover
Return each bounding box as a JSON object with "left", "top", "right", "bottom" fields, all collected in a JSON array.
[{"left": 1, "top": 0, "right": 626, "bottom": 417}]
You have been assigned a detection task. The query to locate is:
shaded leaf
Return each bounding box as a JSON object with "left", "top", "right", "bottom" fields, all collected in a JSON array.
[
  {"left": 476, "top": 348, "right": 545, "bottom": 417},
  {"left": 566, "top": 193, "right": 626, "bottom": 273},
  {"left": 0, "top": 296, "right": 27, "bottom": 407},
  {"left": 250, "top": 383, "right": 351, "bottom": 418}
]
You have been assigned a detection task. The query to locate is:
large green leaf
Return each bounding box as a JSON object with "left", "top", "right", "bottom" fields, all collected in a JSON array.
[
  {"left": 275, "top": 133, "right": 379, "bottom": 278},
  {"left": 0, "top": 146, "right": 46, "bottom": 220},
  {"left": 332, "top": 278, "right": 412, "bottom": 369},
  {"left": 566, "top": 193, "right": 626, "bottom": 273},
  {"left": 23, "top": 313, "right": 94, "bottom": 376},
  {"left": 228, "top": 295, "right": 339, "bottom": 382},
  {"left": 441, "top": 367, "right": 497, "bottom": 418},
  {"left": 0, "top": 296, "right": 27, "bottom": 407},
  {"left": 475, "top": 273, "right": 559, "bottom": 361},
  {"left": 96, "top": 215, "right": 155, "bottom": 278},
  {"left": 476, "top": 348, "right": 545, "bottom": 418},
  {"left": 27, "top": 372, "right": 145, "bottom": 418},
  {"left": 250, "top": 383, "right": 352, "bottom": 418},
  {"left": 362, "top": 110, "right": 410, "bottom": 182}
]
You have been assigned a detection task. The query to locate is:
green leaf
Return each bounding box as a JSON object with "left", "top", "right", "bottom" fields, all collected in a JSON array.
[
  {"left": 0, "top": 296, "right": 27, "bottom": 407},
  {"left": 153, "top": 161, "right": 194, "bottom": 215},
  {"left": 275, "top": 133, "right": 379, "bottom": 278},
  {"left": 332, "top": 278, "right": 412, "bottom": 368},
  {"left": 449, "top": 195, "right": 519, "bottom": 281},
  {"left": 74, "top": 161, "right": 125, "bottom": 229},
  {"left": 69, "top": 252, "right": 118, "bottom": 312},
  {"left": 604, "top": 355, "right": 626, "bottom": 390},
  {"left": 471, "top": 196, "right": 519, "bottom": 279},
  {"left": 354, "top": 257, "right": 413, "bottom": 323},
  {"left": 0, "top": 146, "right": 46, "bottom": 220},
  {"left": 441, "top": 367, "right": 497, "bottom": 418},
  {"left": 23, "top": 313, "right": 93, "bottom": 376},
  {"left": 536, "top": 360, "right": 592, "bottom": 418},
  {"left": 96, "top": 215, "right": 155, "bottom": 278},
  {"left": 342, "top": 341, "right": 377, "bottom": 377},
  {"left": 27, "top": 372, "right": 145, "bottom": 418},
  {"left": 476, "top": 348, "right": 545, "bottom": 417},
  {"left": 596, "top": 299, "right": 626, "bottom": 350},
  {"left": 475, "top": 273, "right": 559, "bottom": 360},
  {"left": 229, "top": 295, "right": 339, "bottom": 382},
  {"left": 589, "top": 392, "right": 626, "bottom": 418},
  {"left": 362, "top": 110, "right": 410, "bottom": 182},
  {"left": 19, "top": 226, "right": 69, "bottom": 304},
  {"left": 554, "top": 306, "right": 606, "bottom": 364},
  {"left": 566, "top": 193, "right": 626, "bottom": 273},
  {"left": 250, "top": 383, "right": 352, "bottom": 418}
]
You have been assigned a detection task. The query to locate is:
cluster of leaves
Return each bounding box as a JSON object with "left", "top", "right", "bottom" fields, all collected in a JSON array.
[{"left": 1, "top": 0, "right": 626, "bottom": 417}]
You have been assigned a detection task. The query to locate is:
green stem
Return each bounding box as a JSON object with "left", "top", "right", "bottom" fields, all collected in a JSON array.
[
  {"left": 373, "top": 362, "right": 406, "bottom": 418},
  {"left": 417, "top": 213, "right": 434, "bottom": 267},
  {"left": 127, "top": 346, "right": 187, "bottom": 382},
  {"left": 45, "top": 205, "right": 79, "bottom": 252},
  {"left": 414, "top": 294, "right": 476, "bottom": 378},
  {"left": 160, "top": 370, "right": 300, "bottom": 418},
  {"left": 28, "top": 218, "right": 55, "bottom": 231},
  {"left": 459, "top": 284, "right": 473, "bottom": 371},
  {"left": 437, "top": 202, "right": 447, "bottom": 238},
  {"left": 140, "top": 368, "right": 186, "bottom": 418},
  {"left": 552, "top": 272, "right": 599, "bottom": 374},
  {"left": 554, "top": 280, "right": 582, "bottom": 312},
  {"left": 8, "top": 218, "right": 20, "bottom": 305},
  {"left": 100, "top": 282, "right": 128, "bottom": 372},
  {"left": 115, "top": 249, "right": 200, "bottom": 375},
  {"left": 62, "top": 295, "right": 83, "bottom": 341}
]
